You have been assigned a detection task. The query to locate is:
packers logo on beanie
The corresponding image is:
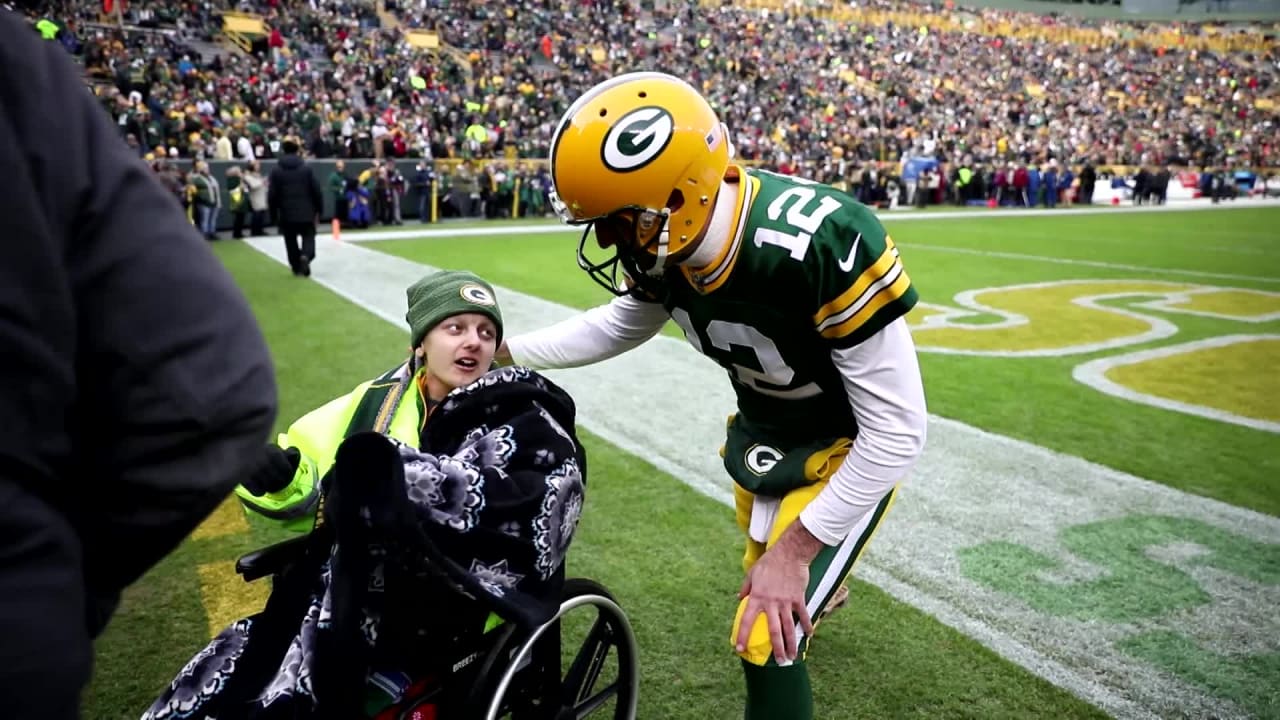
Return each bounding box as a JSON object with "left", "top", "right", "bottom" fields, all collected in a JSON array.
[{"left": 406, "top": 270, "right": 504, "bottom": 347}]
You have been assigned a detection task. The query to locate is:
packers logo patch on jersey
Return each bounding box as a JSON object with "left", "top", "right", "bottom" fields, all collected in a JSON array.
[
  {"left": 601, "top": 106, "right": 674, "bottom": 172},
  {"left": 744, "top": 444, "right": 784, "bottom": 475}
]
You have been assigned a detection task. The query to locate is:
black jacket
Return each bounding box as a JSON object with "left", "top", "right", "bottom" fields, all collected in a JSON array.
[
  {"left": 0, "top": 6, "right": 277, "bottom": 643},
  {"left": 268, "top": 153, "right": 324, "bottom": 225}
]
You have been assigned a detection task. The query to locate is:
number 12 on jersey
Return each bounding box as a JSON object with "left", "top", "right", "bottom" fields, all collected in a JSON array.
[
  {"left": 670, "top": 308, "right": 821, "bottom": 399},
  {"left": 753, "top": 185, "right": 842, "bottom": 261}
]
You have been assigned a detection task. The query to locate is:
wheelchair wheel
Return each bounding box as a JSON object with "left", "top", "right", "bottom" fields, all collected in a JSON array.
[{"left": 485, "top": 578, "right": 639, "bottom": 720}]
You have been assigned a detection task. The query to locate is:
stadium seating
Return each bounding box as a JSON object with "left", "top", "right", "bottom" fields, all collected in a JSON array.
[{"left": 16, "top": 0, "right": 1276, "bottom": 223}]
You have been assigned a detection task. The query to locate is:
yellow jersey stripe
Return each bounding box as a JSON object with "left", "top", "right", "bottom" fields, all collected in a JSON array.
[
  {"left": 813, "top": 237, "right": 900, "bottom": 327},
  {"left": 818, "top": 269, "right": 913, "bottom": 340},
  {"left": 816, "top": 258, "right": 905, "bottom": 333}
]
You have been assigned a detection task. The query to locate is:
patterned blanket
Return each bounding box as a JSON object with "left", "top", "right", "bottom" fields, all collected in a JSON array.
[{"left": 142, "top": 366, "right": 587, "bottom": 720}]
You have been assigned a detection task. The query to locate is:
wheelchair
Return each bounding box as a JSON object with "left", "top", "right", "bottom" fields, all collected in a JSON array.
[{"left": 235, "top": 533, "right": 640, "bottom": 720}]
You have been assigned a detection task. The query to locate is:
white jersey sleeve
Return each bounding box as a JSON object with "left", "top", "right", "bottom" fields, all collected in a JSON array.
[
  {"left": 506, "top": 294, "right": 669, "bottom": 370},
  {"left": 799, "top": 317, "right": 928, "bottom": 545}
]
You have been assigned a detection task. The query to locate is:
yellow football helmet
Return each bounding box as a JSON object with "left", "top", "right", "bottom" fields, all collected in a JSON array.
[{"left": 549, "top": 72, "right": 732, "bottom": 296}]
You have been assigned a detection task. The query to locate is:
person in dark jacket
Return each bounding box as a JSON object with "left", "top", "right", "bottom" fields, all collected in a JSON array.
[
  {"left": 1079, "top": 161, "right": 1097, "bottom": 205},
  {"left": 1153, "top": 166, "right": 1172, "bottom": 205},
  {"left": 0, "top": 8, "right": 278, "bottom": 720},
  {"left": 268, "top": 140, "right": 324, "bottom": 277}
]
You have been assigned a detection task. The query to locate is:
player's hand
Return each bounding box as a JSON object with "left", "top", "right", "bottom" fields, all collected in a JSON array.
[{"left": 735, "top": 531, "right": 818, "bottom": 663}]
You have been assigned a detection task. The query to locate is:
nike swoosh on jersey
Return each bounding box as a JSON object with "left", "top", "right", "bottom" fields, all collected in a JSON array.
[{"left": 837, "top": 233, "right": 863, "bottom": 273}]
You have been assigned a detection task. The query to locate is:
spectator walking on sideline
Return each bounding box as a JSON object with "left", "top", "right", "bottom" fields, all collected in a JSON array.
[
  {"left": 0, "top": 8, "right": 278, "bottom": 719},
  {"left": 269, "top": 140, "right": 323, "bottom": 277}
]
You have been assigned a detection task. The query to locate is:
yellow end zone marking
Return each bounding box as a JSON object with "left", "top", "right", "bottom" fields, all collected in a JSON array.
[
  {"left": 908, "top": 280, "right": 1195, "bottom": 356},
  {"left": 194, "top": 500, "right": 265, "bottom": 638},
  {"left": 191, "top": 497, "right": 252, "bottom": 541},
  {"left": 1072, "top": 334, "right": 1280, "bottom": 433},
  {"left": 1133, "top": 288, "right": 1280, "bottom": 323},
  {"left": 1105, "top": 336, "right": 1280, "bottom": 423},
  {"left": 197, "top": 560, "right": 270, "bottom": 638}
]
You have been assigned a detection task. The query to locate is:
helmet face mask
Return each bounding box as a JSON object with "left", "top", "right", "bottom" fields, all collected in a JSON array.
[
  {"left": 571, "top": 206, "right": 673, "bottom": 298},
  {"left": 548, "top": 72, "right": 731, "bottom": 297}
]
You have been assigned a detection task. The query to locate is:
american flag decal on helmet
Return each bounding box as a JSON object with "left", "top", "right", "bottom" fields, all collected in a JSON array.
[{"left": 705, "top": 124, "right": 722, "bottom": 151}]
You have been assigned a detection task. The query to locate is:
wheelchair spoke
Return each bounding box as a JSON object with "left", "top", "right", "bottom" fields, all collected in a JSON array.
[
  {"left": 486, "top": 583, "right": 638, "bottom": 720},
  {"left": 567, "top": 681, "right": 621, "bottom": 719},
  {"left": 562, "top": 615, "right": 615, "bottom": 704}
]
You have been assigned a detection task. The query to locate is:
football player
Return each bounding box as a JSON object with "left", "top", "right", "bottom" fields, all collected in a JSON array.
[{"left": 496, "top": 72, "right": 928, "bottom": 719}]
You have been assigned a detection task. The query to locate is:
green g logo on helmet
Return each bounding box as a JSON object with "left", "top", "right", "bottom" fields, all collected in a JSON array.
[{"left": 601, "top": 106, "right": 675, "bottom": 172}]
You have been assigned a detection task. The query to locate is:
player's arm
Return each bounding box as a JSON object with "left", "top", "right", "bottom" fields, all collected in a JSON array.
[
  {"left": 500, "top": 293, "right": 669, "bottom": 370},
  {"left": 736, "top": 313, "right": 926, "bottom": 660},
  {"left": 798, "top": 318, "right": 926, "bottom": 544},
  {"left": 800, "top": 206, "right": 927, "bottom": 545}
]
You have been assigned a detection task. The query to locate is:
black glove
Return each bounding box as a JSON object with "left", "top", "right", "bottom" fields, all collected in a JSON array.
[{"left": 242, "top": 445, "right": 302, "bottom": 496}]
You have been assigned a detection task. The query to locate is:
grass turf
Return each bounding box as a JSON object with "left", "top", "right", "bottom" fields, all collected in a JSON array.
[
  {"left": 85, "top": 206, "right": 1279, "bottom": 719},
  {"left": 85, "top": 238, "right": 1108, "bottom": 720}
]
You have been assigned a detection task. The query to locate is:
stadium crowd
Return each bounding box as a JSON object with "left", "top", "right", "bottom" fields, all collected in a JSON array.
[{"left": 12, "top": 0, "right": 1278, "bottom": 223}]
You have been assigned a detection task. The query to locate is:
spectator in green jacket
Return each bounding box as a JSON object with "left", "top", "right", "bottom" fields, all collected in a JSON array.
[
  {"left": 328, "top": 160, "right": 349, "bottom": 226},
  {"left": 226, "top": 166, "right": 248, "bottom": 239}
]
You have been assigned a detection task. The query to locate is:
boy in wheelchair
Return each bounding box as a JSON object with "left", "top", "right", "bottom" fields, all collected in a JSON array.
[{"left": 142, "top": 271, "right": 589, "bottom": 720}]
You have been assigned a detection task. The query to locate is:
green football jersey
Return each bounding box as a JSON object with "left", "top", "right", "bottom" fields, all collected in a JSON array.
[{"left": 660, "top": 168, "right": 917, "bottom": 447}]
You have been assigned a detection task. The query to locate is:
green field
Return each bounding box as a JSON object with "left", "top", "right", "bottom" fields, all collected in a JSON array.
[{"left": 87, "top": 205, "right": 1280, "bottom": 720}]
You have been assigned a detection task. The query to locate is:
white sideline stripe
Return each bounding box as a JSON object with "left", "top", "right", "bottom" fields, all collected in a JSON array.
[
  {"left": 332, "top": 223, "right": 573, "bottom": 241},
  {"left": 304, "top": 196, "right": 1280, "bottom": 244},
  {"left": 244, "top": 236, "right": 1279, "bottom": 720},
  {"left": 899, "top": 244, "right": 1280, "bottom": 285},
  {"left": 1072, "top": 334, "right": 1280, "bottom": 433}
]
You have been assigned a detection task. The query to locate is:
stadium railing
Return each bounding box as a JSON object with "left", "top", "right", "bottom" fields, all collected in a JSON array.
[
  {"left": 220, "top": 11, "right": 265, "bottom": 54},
  {"left": 168, "top": 157, "right": 1278, "bottom": 232}
]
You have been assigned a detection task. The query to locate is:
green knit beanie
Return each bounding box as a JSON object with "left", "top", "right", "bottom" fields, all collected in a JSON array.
[{"left": 405, "top": 270, "right": 503, "bottom": 347}]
